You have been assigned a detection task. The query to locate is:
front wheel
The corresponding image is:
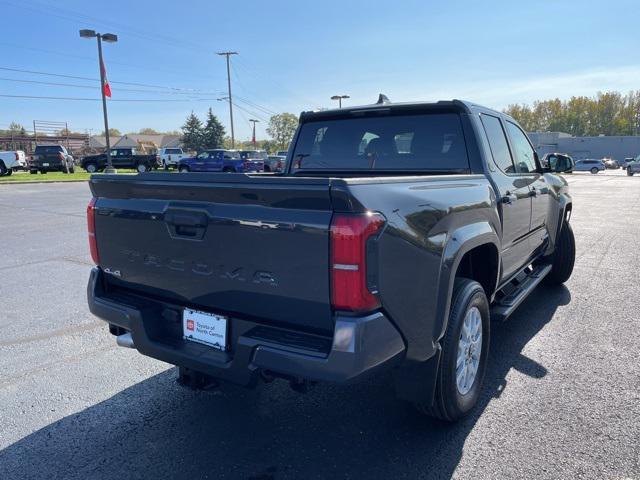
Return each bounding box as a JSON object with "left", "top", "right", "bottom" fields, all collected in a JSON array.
[
  {"left": 29, "top": 170, "right": 37, "bottom": 175},
  {"left": 546, "top": 221, "right": 575, "bottom": 285},
  {"left": 179, "top": 166, "right": 190, "bottom": 173},
  {"left": 136, "top": 163, "right": 148, "bottom": 173},
  {"left": 590, "top": 167, "right": 599, "bottom": 174},
  {"left": 5, "top": 169, "right": 12, "bottom": 176},
  {"left": 85, "top": 163, "right": 97, "bottom": 173},
  {"left": 416, "top": 278, "right": 490, "bottom": 422},
  {"left": 628, "top": 169, "right": 634, "bottom": 176}
]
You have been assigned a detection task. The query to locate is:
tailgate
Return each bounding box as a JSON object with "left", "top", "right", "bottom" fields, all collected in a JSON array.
[{"left": 90, "top": 173, "right": 336, "bottom": 334}]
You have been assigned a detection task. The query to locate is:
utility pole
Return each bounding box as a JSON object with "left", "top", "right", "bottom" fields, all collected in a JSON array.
[
  {"left": 331, "top": 94, "right": 350, "bottom": 108},
  {"left": 217, "top": 51, "right": 238, "bottom": 148},
  {"left": 249, "top": 119, "right": 259, "bottom": 147}
]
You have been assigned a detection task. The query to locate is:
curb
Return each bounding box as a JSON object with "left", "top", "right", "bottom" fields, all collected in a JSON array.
[{"left": 0, "top": 179, "right": 89, "bottom": 185}]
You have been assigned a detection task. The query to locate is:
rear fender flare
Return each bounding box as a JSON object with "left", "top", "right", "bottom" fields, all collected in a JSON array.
[{"left": 434, "top": 222, "right": 500, "bottom": 344}]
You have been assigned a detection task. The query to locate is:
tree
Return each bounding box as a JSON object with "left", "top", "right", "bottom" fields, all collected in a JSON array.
[
  {"left": 202, "top": 108, "right": 226, "bottom": 149},
  {"left": 266, "top": 113, "right": 298, "bottom": 150},
  {"left": 181, "top": 112, "right": 204, "bottom": 151},
  {"left": 138, "top": 128, "right": 159, "bottom": 134},
  {"left": 8, "top": 122, "right": 26, "bottom": 134},
  {"left": 101, "top": 128, "right": 121, "bottom": 136}
]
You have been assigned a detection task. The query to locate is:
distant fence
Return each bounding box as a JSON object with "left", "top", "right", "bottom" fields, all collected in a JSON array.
[{"left": 0, "top": 134, "right": 90, "bottom": 156}]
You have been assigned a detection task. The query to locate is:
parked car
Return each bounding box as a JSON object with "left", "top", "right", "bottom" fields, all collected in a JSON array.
[
  {"left": 541, "top": 153, "right": 574, "bottom": 173},
  {"left": 626, "top": 156, "right": 640, "bottom": 176},
  {"left": 238, "top": 150, "right": 267, "bottom": 172},
  {"left": 86, "top": 98, "right": 575, "bottom": 422},
  {"left": 621, "top": 158, "right": 635, "bottom": 170},
  {"left": 81, "top": 147, "right": 158, "bottom": 173},
  {"left": 158, "top": 147, "right": 187, "bottom": 170},
  {"left": 264, "top": 155, "right": 286, "bottom": 172},
  {"left": 276, "top": 150, "right": 289, "bottom": 157},
  {"left": 0, "top": 150, "right": 27, "bottom": 176},
  {"left": 178, "top": 149, "right": 263, "bottom": 173},
  {"left": 603, "top": 158, "right": 620, "bottom": 169},
  {"left": 29, "top": 145, "right": 75, "bottom": 174},
  {"left": 574, "top": 159, "right": 605, "bottom": 174}
]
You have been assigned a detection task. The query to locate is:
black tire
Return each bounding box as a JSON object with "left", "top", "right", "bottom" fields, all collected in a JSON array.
[
  {"left": 29, "top": 170, "right": 37, "bottom": 175},
  {"left": 546, "top": 221, "right": 575, "bottom": 285},
  {"left": 136, "top": 163, "right": 148, "bottom": 173},
  {"left": 69, "top": 166, "right": 75, "bottom": 174},
  {"left": 223, "top": 167, "right": 235, "bottom": 173},
  {"left": 628, "top": 169, "right": 634, "bottom": 176},
  {"left": 163, "top": 161, "right": 169, "bottom": 171},
  {"left": 179, "top": 166, "right": 190, "bottom": 173},
  {"left": 416, "top": 278, "right": 490, "bottom": 422},
  {"left": 40, "top": 170, "right": 47, "bottom": 174},
  {"left": 590, "top": 167, "right": 599, "bottom": 174},
  {"left": 85, "top": 163, "right": 97, "bottom": 173},
  {"left": 0, "top": 163, "right": 6, "bottom": 176},
  {"left": 5, "top": 169, "right": 12, "bottom": 176}
]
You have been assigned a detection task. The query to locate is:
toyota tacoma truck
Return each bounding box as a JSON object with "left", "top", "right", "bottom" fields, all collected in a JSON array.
[
  {"left": 81, "top": 147, "right": 158, "bottom": 173},
  {"left": 86, "top": 98, "right": 575, "bottom": 421}
]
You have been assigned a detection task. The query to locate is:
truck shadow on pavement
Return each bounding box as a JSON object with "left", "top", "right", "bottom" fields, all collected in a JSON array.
[{"left": 0, "top": 285, "right": 570, "bottom": 480}]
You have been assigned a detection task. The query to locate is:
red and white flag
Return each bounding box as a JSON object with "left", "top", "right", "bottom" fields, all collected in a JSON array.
[{"left": 100, "top": 58, "right": 112, "bottom": 98}]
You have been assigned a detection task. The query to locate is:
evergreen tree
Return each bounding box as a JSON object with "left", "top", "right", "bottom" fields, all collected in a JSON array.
[
  {"left": 202, "top": 108, "right": 226, "bottom": 149},
  {"left": 181, "top": 112, "right": 204, "bottom": 151}
]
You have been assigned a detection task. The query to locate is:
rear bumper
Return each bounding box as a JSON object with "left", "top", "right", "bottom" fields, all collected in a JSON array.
[{"left": 87, "top": 267, "right": 405, "bottom": 386}]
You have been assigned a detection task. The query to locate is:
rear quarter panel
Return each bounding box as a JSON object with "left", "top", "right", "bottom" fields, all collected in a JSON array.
[{"left": 341, "top": 175, "right": 500, "bottom": 363}]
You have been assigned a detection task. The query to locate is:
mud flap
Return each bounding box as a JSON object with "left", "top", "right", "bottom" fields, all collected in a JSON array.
[{"left": 393, "top": 345, "right": 442, "bottom": 404}]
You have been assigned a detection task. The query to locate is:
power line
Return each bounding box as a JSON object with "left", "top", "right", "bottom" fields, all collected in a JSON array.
[
  {"left": 0, "top": 76, "right": 219, "bottom": 95},
  {"left": 0, "top": 94, "right": 220, "bottom": 102},
  {"left": 0, "top": 66, "right": 219, "bottom": 93}
]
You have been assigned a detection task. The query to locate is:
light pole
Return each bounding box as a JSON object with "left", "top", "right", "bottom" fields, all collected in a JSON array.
[
  {"left": 331, "top": 94, "right": 350, "bottom": 108},
  {"left": 80, "top": 29, "right": 118, "bottom": 173},
  {"left": 249, "top": 119, "right": 259, "bottom": 147},
  {"left": 217, "top": 51, "right": 238, "bottom": 148}
]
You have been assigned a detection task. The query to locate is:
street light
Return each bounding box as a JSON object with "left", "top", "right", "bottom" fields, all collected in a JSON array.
[
  {"left": 331, "top": 95, "right": 350, "bottom": 108},
  {"left": 80, "top": 29, "right": 118, "bottom": 173}
]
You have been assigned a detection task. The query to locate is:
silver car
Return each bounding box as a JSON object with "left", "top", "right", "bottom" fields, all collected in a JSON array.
[
  {"left": 626, "top": 156, "right": 640, "bottom": 176},
  {"left": 574, "top": 159, "right": 606, "bottom": 174}
]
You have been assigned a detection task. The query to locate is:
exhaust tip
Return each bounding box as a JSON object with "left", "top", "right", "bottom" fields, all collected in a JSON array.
[{"left": 116, "top": 332, "right": 135, "bottom": 349}]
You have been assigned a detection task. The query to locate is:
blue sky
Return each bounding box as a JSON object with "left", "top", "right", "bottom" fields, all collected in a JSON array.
[{"left": 1, "top": 0, "right": 640, "bottom": 140}]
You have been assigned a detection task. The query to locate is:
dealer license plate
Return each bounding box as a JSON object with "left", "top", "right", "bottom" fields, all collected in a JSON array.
[{"left": 183, "top": 309, "right": 227, "bottom": 350}]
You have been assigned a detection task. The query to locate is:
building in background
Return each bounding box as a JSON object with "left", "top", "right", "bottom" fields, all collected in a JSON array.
[
  {"left": 88, "top": 133, "right": 182, "bottom": 153},
  {"left": 529, "top": 132, "right": 640, "bottom": 161}
]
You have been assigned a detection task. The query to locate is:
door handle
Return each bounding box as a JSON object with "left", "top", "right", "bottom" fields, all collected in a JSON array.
[{"left": 501, "top": 192, "right": 517, "bottom": 204}]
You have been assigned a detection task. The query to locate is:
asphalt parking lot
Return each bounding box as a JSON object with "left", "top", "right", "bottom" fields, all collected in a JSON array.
[{"left": 0, "top": 175, "right": 639, "bottom": 480}]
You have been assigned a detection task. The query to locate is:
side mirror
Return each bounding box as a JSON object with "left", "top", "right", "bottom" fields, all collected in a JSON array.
[{"left": 554, "top": 156, "right": 574, "bottom": 173}]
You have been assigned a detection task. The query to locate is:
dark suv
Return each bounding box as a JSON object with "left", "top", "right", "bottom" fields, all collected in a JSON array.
[{"left": 30, "top": 145, "right": 75, "bottom": 174}]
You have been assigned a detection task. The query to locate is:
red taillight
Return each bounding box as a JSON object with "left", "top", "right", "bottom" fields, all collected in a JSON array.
[
  {"left": 58, "top": 152, "right": 65, "bottom": 161},
  {"left": 330, "top": 212, "right": 385, "bottom": 312},
  {"left": 15, "top": 152, "right": 19, "bottom": 161},
  {"left": 87, "top": 197, "right": 99, "bottom": 264}
]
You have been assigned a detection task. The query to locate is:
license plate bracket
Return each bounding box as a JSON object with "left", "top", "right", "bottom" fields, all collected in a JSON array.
[{"left": 183, "top": 309, "right": 227, "bottom": 351}]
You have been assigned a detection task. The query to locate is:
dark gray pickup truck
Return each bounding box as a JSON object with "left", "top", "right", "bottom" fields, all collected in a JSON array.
[{"left": 86, "top": 98, "right": 575, "bottom": 421}]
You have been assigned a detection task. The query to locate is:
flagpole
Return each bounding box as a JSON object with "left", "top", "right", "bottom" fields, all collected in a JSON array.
[{"left": 96, "top": 34, "right": 116, "bottom": 173}]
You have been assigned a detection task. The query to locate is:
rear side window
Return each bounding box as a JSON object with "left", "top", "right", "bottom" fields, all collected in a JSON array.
[
  {"left": 480, "top": 114, "right": 514, "bottom": 173},
  {"left": 291, "top": 112, "right": 469, "bottom": 172}
]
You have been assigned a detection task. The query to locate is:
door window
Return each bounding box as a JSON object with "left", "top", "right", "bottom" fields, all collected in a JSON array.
[
  {"left": 480, "top": 114, "right": 515, "bottom": 173},
  {"left": 505, "top": 122, "right": 537, "bottom": 174}
]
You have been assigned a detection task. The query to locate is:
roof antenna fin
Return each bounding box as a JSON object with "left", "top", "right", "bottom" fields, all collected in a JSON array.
[{"left": 376, "top": 93, "right": 391, "bottom": 105}]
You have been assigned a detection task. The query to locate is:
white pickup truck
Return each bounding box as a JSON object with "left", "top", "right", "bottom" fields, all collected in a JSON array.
[
  {"left": 0, "top": 150, "right": 27, "bottom": 176},
  {"left": 158, "top": 147, "right": 187, "bottom": 170}
]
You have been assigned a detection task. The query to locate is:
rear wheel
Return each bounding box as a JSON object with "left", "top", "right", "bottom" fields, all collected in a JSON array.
[
  {"left": 590, "top": 167, "right": 599, "bottom": 174},
  {"left": 40, "top": 170, "right": 47, "bottom": 174},
  {"left": 179, "top": 166, "right": 190, "bottom": 173},
  {"left": 136, "top": 163, "right": 148, "bottom": 173},
  {"left": 0, "top": 163, "right": 7, "bottom": 176},
  {"left": 163, "top": 161, "right": 169, "bottom": 171},
  {"left": 546, "top": 221, "right": 575, "bottom": 285},
  {"left": 416, "top": 278, "right": 490, "bottom": 422},
  {"left": 5, "top": 169, "right": 12, "bottom": 176},
  {"left": 628, "top": 169, "right": 634, "bottom": 176},
  {"left": 29, "top": 170, "right": 37, "bottom": 175},
  {"left": 85, "top": 163, "right": 97, "bottom": 173},
  {"left": 223, "top": 166, "right": 235, "bottom": 173}
]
